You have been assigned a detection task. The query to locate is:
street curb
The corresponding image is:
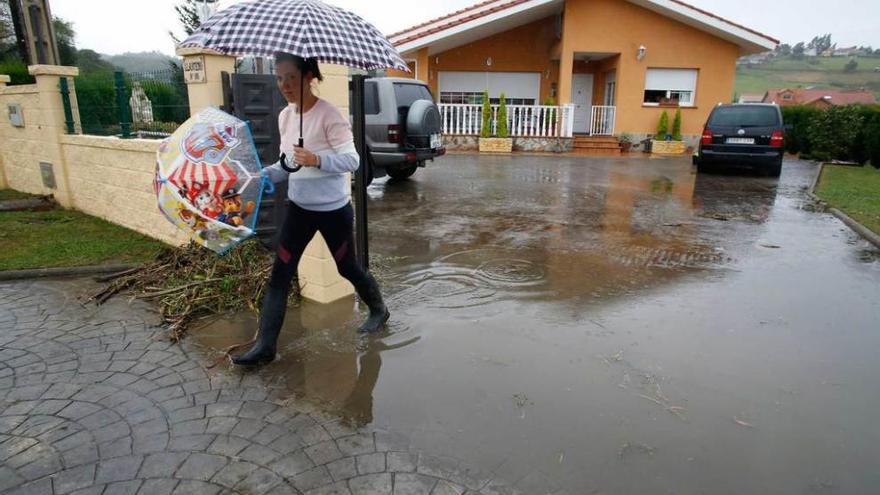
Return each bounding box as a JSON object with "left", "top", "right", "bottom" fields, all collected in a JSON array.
[
  {"left": 0, "top": 264, "right": 141, "bottom": 281},
  {"left": 808, "top": 162, "right": 880, "bottom": 249}
]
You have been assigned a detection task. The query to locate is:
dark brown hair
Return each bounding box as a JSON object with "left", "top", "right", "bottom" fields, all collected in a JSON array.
[{"left": 274, "top": 52, "right": 323, "bottom": 82}]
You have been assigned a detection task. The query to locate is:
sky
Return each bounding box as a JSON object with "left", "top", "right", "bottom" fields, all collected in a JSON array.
[{"left": 50, "top": 0, "right": 880, "bottom": 56}]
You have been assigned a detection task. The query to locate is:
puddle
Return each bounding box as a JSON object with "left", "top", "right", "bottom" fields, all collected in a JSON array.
[{"left": 193, "top": 156, "right": 880, "bottom": 494}]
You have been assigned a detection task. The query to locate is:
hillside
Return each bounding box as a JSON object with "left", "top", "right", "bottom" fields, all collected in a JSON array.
[
  {"left": 735, "top": 55, "right": 880, "bottom": 100},
  {"left": 101, "top": 51, "right": 180, "bottom": 73}
]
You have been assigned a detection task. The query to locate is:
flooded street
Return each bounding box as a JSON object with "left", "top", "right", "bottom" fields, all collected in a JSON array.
[{"left": 193, "top": 156, "right": 880, "bottom": 494}]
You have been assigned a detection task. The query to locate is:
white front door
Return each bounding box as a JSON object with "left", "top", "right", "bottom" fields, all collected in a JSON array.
[{"left": 572, "top": 74, "right": 593, "bottom": 134}]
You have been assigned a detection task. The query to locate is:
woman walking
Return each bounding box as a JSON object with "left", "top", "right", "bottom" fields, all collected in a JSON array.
[{"left": 233, "top": 52, "right": 389, "bottom": 366}]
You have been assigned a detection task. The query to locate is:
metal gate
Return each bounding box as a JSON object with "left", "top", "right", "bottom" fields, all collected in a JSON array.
[{"left": 221, "top": 72, "right": 288, "bottom": 246}]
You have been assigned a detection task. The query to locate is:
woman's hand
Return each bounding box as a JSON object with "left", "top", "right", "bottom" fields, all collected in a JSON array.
[{"left": 293, "top": 146, "right": 320, "bottom": 168}]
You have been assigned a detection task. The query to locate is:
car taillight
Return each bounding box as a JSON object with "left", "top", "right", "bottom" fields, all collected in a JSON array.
[
  {"left": 701, "top": 129, "right": 713, "bottom": 145},
  {"left": 770, "top": 130, "right": 784, "bottom": 148},
  {"left": 388, "top": 125, "right": 400, "bottom": 143}
]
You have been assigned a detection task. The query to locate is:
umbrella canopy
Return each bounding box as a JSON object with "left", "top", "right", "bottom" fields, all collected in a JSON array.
[
  {"left": 179, "top": 0, "right": 408, "bottom": 72},
  {"left": 155, "top": 107, "right": 273, "bottom": 254}
]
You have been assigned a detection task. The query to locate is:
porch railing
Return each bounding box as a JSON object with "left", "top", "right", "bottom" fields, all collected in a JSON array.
[
  {"left": 590, "top": 105, "right": 616, "bottom": 136},
  {"left": 439, "top": 103, "right": 576, "bottom": 138}
]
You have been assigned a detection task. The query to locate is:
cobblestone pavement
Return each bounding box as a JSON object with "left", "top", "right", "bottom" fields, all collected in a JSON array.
[{"left": 0, "top": 279, "right": 537, "bottom": 495}]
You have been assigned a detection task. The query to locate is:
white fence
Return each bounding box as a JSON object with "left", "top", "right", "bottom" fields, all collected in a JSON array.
[
  {"left": 439, "top": 103, "right": 576, "bottom": 138},
  {"left": 590, "top": 105, "right": 616, "bottom": 136}
]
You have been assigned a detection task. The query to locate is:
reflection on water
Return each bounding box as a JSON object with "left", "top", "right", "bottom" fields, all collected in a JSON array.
[
  {"left": 193, "top": 298, "right": 418, "bottom": 427},
  {"left": 194, "top": 157, "right": 880, "bottom": 494}
]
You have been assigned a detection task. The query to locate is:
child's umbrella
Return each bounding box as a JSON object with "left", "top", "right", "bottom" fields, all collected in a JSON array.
[{"left": 154, "top": 107, "right": 274, "bottom": 254}]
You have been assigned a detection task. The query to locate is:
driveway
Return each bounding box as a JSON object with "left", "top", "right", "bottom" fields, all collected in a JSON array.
[{"left": 4, "top": 154, "right": 879, "bottom": 494}]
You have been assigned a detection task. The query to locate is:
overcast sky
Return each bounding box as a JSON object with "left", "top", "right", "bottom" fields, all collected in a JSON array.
[{"left": 51, "top": 0, "right": 880, "bottom": 56}]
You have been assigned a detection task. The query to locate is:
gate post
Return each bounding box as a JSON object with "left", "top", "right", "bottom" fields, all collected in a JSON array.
[{"left": 176, "top": 47, "right": 236, "bottom": 115}]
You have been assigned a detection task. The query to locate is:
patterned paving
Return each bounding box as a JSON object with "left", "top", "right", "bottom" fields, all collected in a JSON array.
[{"left": 0, "top": 280, "right": 536, "bottom": 495}]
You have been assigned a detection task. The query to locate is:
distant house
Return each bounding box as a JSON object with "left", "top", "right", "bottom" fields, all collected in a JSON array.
[
  {"left": 738, "top": 93, "right": 765, "bottom": 103},
  {"left": 832, "top": 46, "right": 860, "bottom": 57},
  {"left": 762, "top": 88, "right": 877, "bottom": 107}
]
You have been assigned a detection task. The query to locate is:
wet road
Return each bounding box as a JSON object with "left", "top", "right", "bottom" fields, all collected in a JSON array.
[{"left": 195, "top": 155, "right": 880, "bottom": 494}]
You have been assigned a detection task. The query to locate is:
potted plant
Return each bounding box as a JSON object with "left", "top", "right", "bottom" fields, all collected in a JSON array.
[
  {"left": 479, "top": 92, "right": 513, "bottom": 153},
  {"left": 619, "top": 132, "right": 634, "bottom": 152},
  {"left": 651, "top": 109, "right": 686, "bottom": 155}
]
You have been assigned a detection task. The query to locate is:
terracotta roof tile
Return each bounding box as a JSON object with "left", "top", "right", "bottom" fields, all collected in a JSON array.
[{"left": 390, "top": 0, "right": 779, "bottom": 47}]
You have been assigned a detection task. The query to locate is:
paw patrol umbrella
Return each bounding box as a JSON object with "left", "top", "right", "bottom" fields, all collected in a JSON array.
[{"left": 154, "top": 107, "right": 273, "bottom": 254}]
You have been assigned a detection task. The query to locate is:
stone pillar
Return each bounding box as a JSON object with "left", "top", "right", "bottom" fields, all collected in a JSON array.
[
  {"left": 176, "top": 47, "right": 236, "bottom": 115},
  {"left": 27, "top": 65, "right": 80, "bottom": 207}
]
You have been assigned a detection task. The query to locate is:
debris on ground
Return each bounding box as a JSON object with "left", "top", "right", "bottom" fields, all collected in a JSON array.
[
  {"left": 733, "top": 416, "right": 756, "bottom": 429},
  {"left": 759, "top": 243, "right": 781, "bottom": 249},
  {"left": 0, "top": 196, "right": 56, "bottom": 212},
  {"left": 513, "top": 393, "right": 534, "bottom": 408},
  {"left": 87, "top": 239, "right": 297, "bottom": 341},
  {"left": 619, "top": 442, "right": 655, "bottom": 460}
]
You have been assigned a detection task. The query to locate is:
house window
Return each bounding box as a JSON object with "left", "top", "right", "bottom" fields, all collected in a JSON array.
[
  {"left": 643, "top": 68, "right": 698, "bottom": 107},
  {"left": 439, "top": 92, "right": 535, "bottom": 106},
  {"left": 782, "top": 93, "right": 793, "bottom": 101}
]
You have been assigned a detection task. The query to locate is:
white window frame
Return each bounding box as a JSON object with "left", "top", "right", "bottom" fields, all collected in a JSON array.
[{"left": 643, "top": 68, "right": 698, "bottom": 107}]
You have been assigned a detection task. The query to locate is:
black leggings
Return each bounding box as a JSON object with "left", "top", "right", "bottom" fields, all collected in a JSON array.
[{"left": 268, "top": 202, "right": 368, "bottom": 294}]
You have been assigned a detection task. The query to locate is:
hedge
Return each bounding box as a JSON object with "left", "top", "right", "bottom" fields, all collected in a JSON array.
[{"left": 782, "top": 104, "right": 880, "bottom": 167}]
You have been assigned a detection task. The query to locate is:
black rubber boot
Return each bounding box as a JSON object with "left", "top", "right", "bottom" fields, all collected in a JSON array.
[
  {"left": 354, "top": 274, "right": 390, "bottom": 333},
  {"left": 232, "top": 284, "right": 289, "bottom": 366}
]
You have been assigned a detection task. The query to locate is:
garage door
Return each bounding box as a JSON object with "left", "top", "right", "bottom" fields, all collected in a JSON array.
[{"left": 438, "top": 71, "right": 540, "bottom": 104}]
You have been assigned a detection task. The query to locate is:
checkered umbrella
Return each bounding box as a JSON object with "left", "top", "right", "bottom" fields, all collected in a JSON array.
[{"left": 179, "top": 0, "right": 408, "bottom": 72}]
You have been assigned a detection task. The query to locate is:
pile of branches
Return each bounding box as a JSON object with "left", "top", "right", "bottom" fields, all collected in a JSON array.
[{"left": 89, "top": 240, "right": 297, "bottom": 341}]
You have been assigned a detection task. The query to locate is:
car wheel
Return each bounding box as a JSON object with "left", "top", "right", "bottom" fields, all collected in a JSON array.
[{"left": 387, "top": 164, "right": 418, "bottom": 180}]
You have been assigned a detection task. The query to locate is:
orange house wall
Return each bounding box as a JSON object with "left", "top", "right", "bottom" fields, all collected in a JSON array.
[
  {"left": 561, "top": 0, "right": 740, "bottom": 135},
  {"left": 399, "top": 0, "right": 744, "bottom": 135},
  {"left": 423, "top": 17, "right": 560, "bottom": 103}
]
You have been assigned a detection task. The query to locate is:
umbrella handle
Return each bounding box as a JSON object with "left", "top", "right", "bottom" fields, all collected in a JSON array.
[
  {"left": 279, "top": 153, "right": 302, "bottom": 173},
  {"left": 261, "top": 175, "right": 275, "bottom": 195}
]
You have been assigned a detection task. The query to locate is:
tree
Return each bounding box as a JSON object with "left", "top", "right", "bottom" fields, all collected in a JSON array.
[
  {"left": 656, "top": 111, "right": 669, "bottom": 138},
  {"left": 170, "top": 0, "right": 218, "bottom": 43},
  {"left": 844, "top": 58, "right": 858, "bottom": 73},
  {"left": 480, "top": 90, "right": 491, "bottom": 138},
  {"left": 496, "top": 93, "right": 509, "bottom": 138},
  {"left": 672, "top": 109, "right": 682, "bottom": 141},
  {"left": 792, "top": 42, "right": 805, "bottom": 59},
  {"left": 775, "top": 43, "right": 792, "bottom": 56},
  {"left": 75, "top": 49, "right": 115, "bottom": 73},
  {"left": 808, "top": 34, "right": 833, "bottom": 54},
  {"left": 53, "top": 17, "right": 76, "bottom": 66}
]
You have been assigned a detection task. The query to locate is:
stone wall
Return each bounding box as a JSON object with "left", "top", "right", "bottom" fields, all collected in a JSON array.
[
  {"left": 443, "top": 135, "right": 574, "bottom": 153},
  {"left": 0, "top": 86, "right": 45, "bottom": 194},
  {"left": 60, "top": 135, "right": 187, "bottom": 245}
]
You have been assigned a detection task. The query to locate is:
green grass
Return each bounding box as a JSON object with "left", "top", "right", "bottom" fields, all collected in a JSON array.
[
  {"left": 735, "top": 55, "right": 880, "bottom": 99},
  {"left": 815, "top": 165, "right": 880, "bottom": 235},
  {"left": 0, "top": 189, "right": 38, "bottom": 201},
  {"left": 0, "top": 207, "right": 165, "bottom": 271}
]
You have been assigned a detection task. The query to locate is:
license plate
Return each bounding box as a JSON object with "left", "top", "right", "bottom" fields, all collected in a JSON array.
[
  {"left": 430, "top": 133, "right": 441, "bottom": 149},
  {"left": 726, "top": 137, "right": 755, "bottom": 144}
]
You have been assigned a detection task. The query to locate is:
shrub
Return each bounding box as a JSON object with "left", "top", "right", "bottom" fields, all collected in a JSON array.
[
  {"left": 806, "top": 105, "right": 865, "bottom": 162},
  {"left": 497, "top": 93, "right": 509, "bottom": 138},
  {"left": 858, "top": 107, "right": 880, "bottom": 168},
  {"left": 74, "top": 71, "right": 119, "bottom": 134},
  {"left": 656, "top": 111, "right": 669, "bottom": 138},
  {"left": 781, "top": 105, "right": 824, "bottom": 154},
  {"left": 0, "top": 58, "right": 34, "bottom": 85},
  {"left": 672, "top": 109, "right": 682, "bottom": 141},
  {"left": 844, "top": 58, "right": 858, "bottom": 72},
  {"left": 480, "top": 90, "right": 491, "bottom": 138}
]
